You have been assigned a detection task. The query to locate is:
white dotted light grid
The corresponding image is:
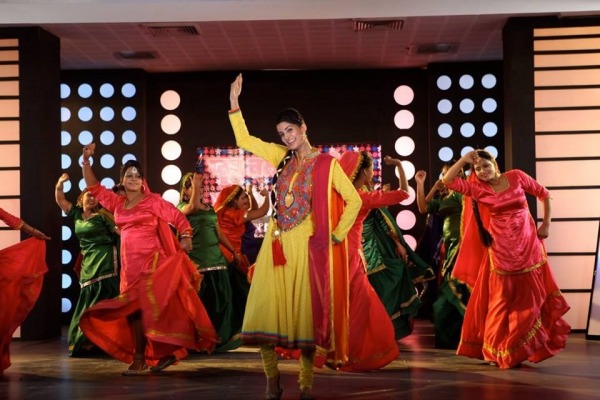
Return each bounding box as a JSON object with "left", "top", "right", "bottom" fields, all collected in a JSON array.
[
  {"left": 432, "top": 67, "right": 503, "bottom": 177},
  {"left": 158, "top": 90, "right": 184, "bottom": 205},
  {"left": 59, "top": 80, "right": 140, "bottom": 316},
  {"left": 392, "top": 85, "right": 418, "bottom": 249}
]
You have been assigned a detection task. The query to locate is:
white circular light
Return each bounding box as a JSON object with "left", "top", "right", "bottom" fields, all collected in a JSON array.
[
  {"left": 62, "top": 273, "right": 72, "bottom": 289},
  {"left": 100, "top": 130, "right": 115, "bottom": 145},
  {"left": 61, "top": 131, "right": 71, "bottom": 146},
  {"left": 436, "top": 75, "right": 452, "bottom": 90},
  {"left": 79, "top": 178, "right": 87, "bottom": 191},
  {"left": 121, "top": 83, "right": 136, "bottom": 98},
  {"left": 482, "top": 98, "right": 498, "bottom": 113},
  {"left": 122, "top": 106, "right": 137, "bottom": 122},
  {"left": 485, "top": 146, "right": 498, "bottom": 159},
  {"left": 482, "top": 74, "right": 497, "bottom": 89},
  {"left": 78, "top": 130, "right": 93, "bottom": 145},
  {"left": 460, "top": 123, "right": 475, "bottom": 138},
  {"left": 483, "top": 122, "right": 498, "bottom": 137},
  {"left": 63, "top": 181, "right": 72, "bottom": 193},
  {"left": 61, "top": 154, "right": 72, "bottom": 170},
  {"left": 161, "top": 140, "right": 182, "bottom": 161},
  {"left": 61, "top": 107, "right": 71, "bottom": 122},
  {"left": 78, "top": 107, "right": 93, "bottom": 122},
  {"left": 100, "top": 83, "right": 115, "bottom": 98},
  {"left": 78, "top": 83, "right": 93, "bottom": 98},
  {"left": 101, "top": 177, "right": 116, "bottom": 189},
  {"left": 162, "top": 189, "right": 181, "bottom": 206},
  {"left": 394, "top": 136, "right": 415, "bottom": 156},
  {"left": 400, "top": 186, "right": 415, "bottom": 206},
  {"left": 461, "top": 146, "right": 475, "bottom": 157},
  {"left": 62, "top": 249, "right": 72, "bottom": 264},
  {"left": 61, "top": 226, "right": 72, "bottom": 241},
  {"left": 160, "top": 90, "right": 181, "bottom": 110},
  {"left": 459, "top": 74, "right": 474, "bottom": 90},
  {"left": 61, "top": 298, "right": 72, "bottom": 313},
  {"left": 100, "top": 154, "right": 115, "bottom": 169},
  {"left": 396, "top": 210, "right": 416, "bottom": 230},
  {"left": 399, "top": 160, "right": 415, "bottom": 180},
  {"left": 438, "top": 147, "right": 453, "bottom": 162},
  {"left": 438, "top": 123, "right": 452, "bottom": 138},
  {"left": 437, "top": 99, "right": 452, "bottom": 114},
  {"left": 100, "top": 107, "right": 115, "bottom": 122},
  {"left": 60, "top": 84, "right": 71, "bottom": 99},
  {"left": 393, "top": 85, "right": 415, "bottom": 105},
  {"left": 122, "top": 153, "right": 137, "bottom": 164},
  {"left": 122, "top": 130, "right": 137, "bottom": 145},
  {"left": 393, "top": 110, "right": 415, "bottom": 130},
  {"left": 404, "top": 235, "right": 417, "bottom": 250},
  {"left": 161, "top": 114, "right": 182, "bottom": 135},
  {"left": 459, "top": 99, "right": 475, "bottom": 114},
  {"left": 161, "top": 165, "right": 182, "bottom": 186}
]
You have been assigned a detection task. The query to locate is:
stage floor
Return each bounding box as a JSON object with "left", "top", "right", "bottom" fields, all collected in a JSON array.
[{"left": 2, "top": 320, "right": 599, "bottom": 399}]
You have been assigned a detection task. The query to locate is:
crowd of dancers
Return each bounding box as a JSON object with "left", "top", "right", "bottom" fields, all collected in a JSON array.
[{"left": 0, "top": 73, "right": 570, "bottom": 399}]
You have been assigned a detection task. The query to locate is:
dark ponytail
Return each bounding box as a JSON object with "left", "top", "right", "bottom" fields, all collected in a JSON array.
[
  {"left": 472, "top": 199, "right": 493, "bottom": 247},
  {"left": 270, "top": 149, "right": 294, "bottom": 223}
]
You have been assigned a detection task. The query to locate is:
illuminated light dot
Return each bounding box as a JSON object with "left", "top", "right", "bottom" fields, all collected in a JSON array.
[
  {"left": 393, "top": 110, "right": 415, "bottom": 129},
  {"left": 61, "top": 298, "right": 72, "bottom": 313},
  {"left": 100, "top": 106, "right": 115, "bottom": 122},
  {"left": 459, "top": 99, "right": 474, "bottom": 114},
  {"left": 61, "top": 131, "right": 71, "bottom": 146},
  {"left": 78, "top": 83, "right": 93, "bottom": 98},
  {"left": 161, "top": 114, "right": 182, "bottom": 134},
  {"left": 438, "top": 123, "right": 452, "bottom": 138},
  {"left": 62, "top": 274, "right": 72, "bottom": 289},
  {"left": 161, "top": 90, "right": 181, "bottom": 110},
  {"left": 161, "top": 165, "right": 182, "bottom": 186},
  {"left": 400, "top": 186, "right": 415, "bottom": 206},
  {"left": 100, "top": 154, "right": 115, "bottom": 169},
  {"left": 437, "top": 75, "right": 452, "bottom": 90},
  {"left": 100, "top": 83, "right": 115, "bottom": 98},
  {"left": 78, "top": 178, "right": 87, "bottom": 191},
  {"left": 404, "top": 235, "right": 417, "bottom": 250},
  {"left": 101, "top": 177, "right": 116, "bottom": 189},
  {"left": 78, "top": 130, "right": 93, "bottom": 145},
  {"left": 122, "top": 130, "right": 137, "bottom": 145},
  {"left": 438, "top": 147, "right": 453, "bottom": 162},
  {"left": 485, "top": 146, "right": 499, "bottom": 159},
  {"left": 399, "top": 160, "right": 415, "bottom": 180},
  {"left": 394, "top": 136, "right": 415, "bottom": 156},
  {"left": 437, "top": 99, "right": 452, "bottom": 114},
  {"left": 459, "top": 74, "right": 474, "bottom": 90},
  {"left": 60, "top": 84, "right": 71, "bottom": 99},
  {"left": 61, "top": 154, "right": 72, "bottom": 169},
  {"left": 483, "top": 122, "right": 498, "bottom": 137},
  {"left": 62, "top": 181, "right": 72, "bottom": 193},
  {"left": 482, "top": 98, "right": 498, "bottom": 113},
  {"left": 122, "top": 153, "right": 137, "bottom": 164},
  {"left": 61, "top": 107, "right": 71, "bottom": 122},
  {"left": 62, "top": 249, "right": 72, "bottom": 264},
  {"left": 161, "top": 140, "right": 182, "bottom": 161},
  {"left": 460, "top": 123, "right": 475, "bottom": 138},
  {"left": 482, "top": 74, "right": 497, "bottom": 89},
  {"left": 121, "top": 83, "right": 136, "bottom": 98},
  {"left": 100, "top": 130, "right": 115, "bottom": 145},
  {"left": 78, "top": 107, "right": 93, "bottom": 122},
  {"left": 393, "top": 85, "right": 415, "bottom": 106},
  {"left": 122, "top": 106, "right": 137, "bottom": 121},
  {"left": 162, "top": 189, "right": 181, "bottom": 206},
  {"left": 461, "top": 146, "right": 475, "bottom": 157},
  {"left": 396, "top": 210, "right": 416, "bottom": 230},
  {"left": 62, "top": 226, "right": 72, "bottom": 241}
]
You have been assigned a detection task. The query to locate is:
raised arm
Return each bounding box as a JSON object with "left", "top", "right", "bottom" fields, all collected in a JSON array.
[
  {"left": 443, "top": 151, "right": 476, "bottom": 184},
  {"left": 246, "top": 188, "right": 270, "bottom": 222},
  {"left": 55, "top": 173, "right": 73, "bottom": 213},
  {"left": 82, "top": 143, "right": 99, "bottom": 187},
  {"left": 383, "top": 156, "right": 408, "bottom": 192},
  {"left": 179, "top": 173, "right": 203, "bottom": 216}
]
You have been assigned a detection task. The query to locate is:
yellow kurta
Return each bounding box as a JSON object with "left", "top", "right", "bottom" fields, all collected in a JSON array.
[{"left": 229, "top": 110, "right": 361, "bottom": 349}]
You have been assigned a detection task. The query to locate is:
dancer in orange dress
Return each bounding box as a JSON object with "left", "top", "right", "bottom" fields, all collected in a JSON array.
[
  {"left": 0, "top": 209, "right": 49, "bottom": 373},
  {"left": 79, "top": 143, "right": 217, "bottom": 375},
  {"left": 443, "top": 149, "right": 570, "bottom": 368}
]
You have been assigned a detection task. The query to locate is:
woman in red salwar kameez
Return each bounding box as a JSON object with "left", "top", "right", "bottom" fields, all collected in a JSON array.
[
  {"left": 79, "top": 144, "right": 217, "bottom": 375},
  {"left": 443, "top": 149, "right": 570, "bottom": 369},
  {"left": 0, "top": 209, "right": 49, "bottom": 374}
]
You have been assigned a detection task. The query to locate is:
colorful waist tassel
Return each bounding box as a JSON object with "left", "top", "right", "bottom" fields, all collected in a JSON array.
[{"left": 272, "top": 229, "right": 287, "bottom": 267}]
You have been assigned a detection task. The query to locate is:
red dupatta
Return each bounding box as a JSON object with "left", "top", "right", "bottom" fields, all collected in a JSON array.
[
  {"left": 451, "top": 173, "right": 491, "bottom": 288},
  {"left": 308, "top": 154, "right": 350, "bottom": 367}
]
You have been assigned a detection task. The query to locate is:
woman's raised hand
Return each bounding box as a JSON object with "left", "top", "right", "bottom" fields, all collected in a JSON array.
[
  {"left": 460, "top": 150, "right": 478, "bottom": 165},
  {"left": 57, "top": 173, "right": 70, "bottom": 185},
  {"left": 415, "top": 170, "right": 426, "bottom": 184},
  {"left": 82, "top": 143, "right": 96, "bottom": 161},
  {"left": 230, "top": 73, "right": 243, "bottom": 109}
]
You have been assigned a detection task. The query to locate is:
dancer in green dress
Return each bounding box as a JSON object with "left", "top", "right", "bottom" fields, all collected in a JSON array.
[
  {"left": 416, "top": 167, "right": 470, "bottom": 349},
  {"left": 178, "top": 172, "right": 245, "bottom": 352},
  {"left": 55, "top": 173, "right": 120, "bottom": 356}
]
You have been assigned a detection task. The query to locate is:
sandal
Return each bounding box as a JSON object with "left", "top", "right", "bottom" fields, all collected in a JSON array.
[
  {"left": 150, "top": 354, "right": 177, "bottom": 373},
  {"left": 122, "top": 355, "right": 148, "bottom": 376}
]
